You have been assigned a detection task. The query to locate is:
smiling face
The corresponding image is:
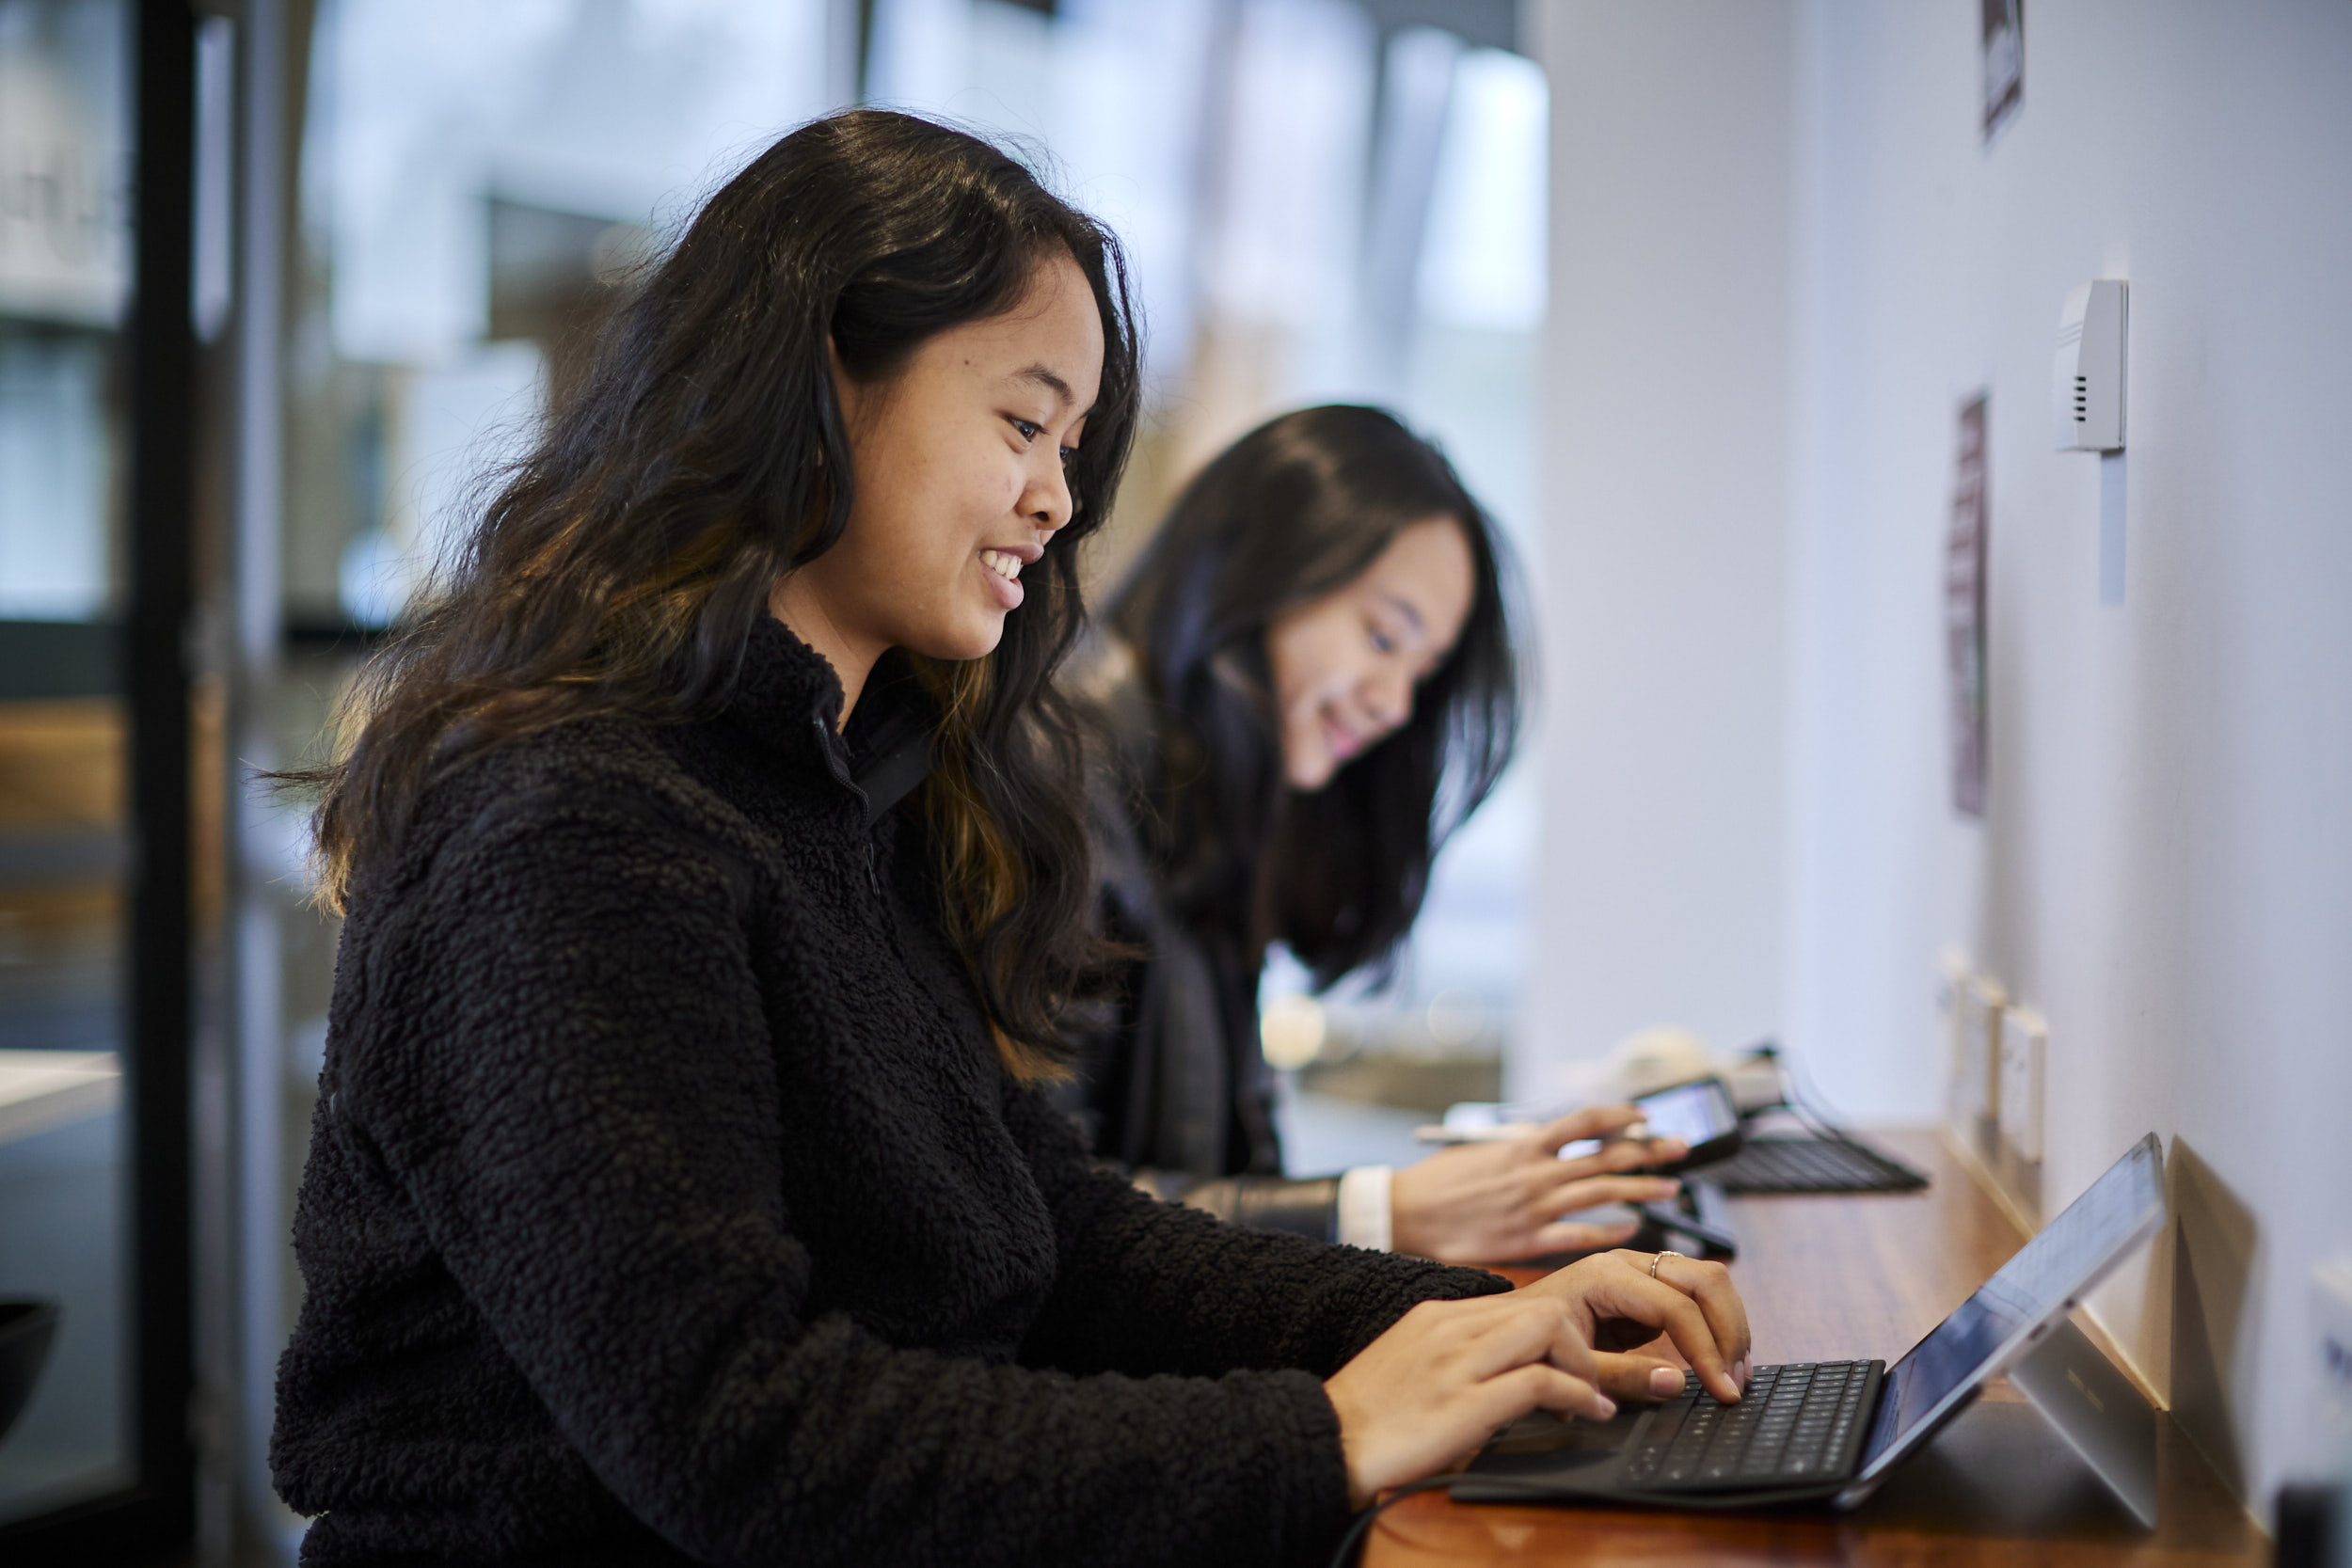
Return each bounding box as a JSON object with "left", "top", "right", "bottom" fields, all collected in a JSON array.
[
  {"left": 1263, "top": 517, "right": 1476, "bottom": 791},
  {"left": 770, "top": 249, "right": 1104, "bottom": 712}
]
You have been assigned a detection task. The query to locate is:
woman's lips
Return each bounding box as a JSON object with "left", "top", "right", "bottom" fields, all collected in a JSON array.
[
  {"left": 1321, "top": 713, "right": 1365, "bottom": 761},
  {"left": 978, "top": 547, "right": 1025, "bottom": 610}
]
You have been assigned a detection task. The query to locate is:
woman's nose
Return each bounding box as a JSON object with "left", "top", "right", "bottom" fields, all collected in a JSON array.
[
  {"left": 1363, "top": 663, "right": 1413, "bottom": 729},
  {"left": 1024, "top": 453, "right": 1074, "bottom": 533}
]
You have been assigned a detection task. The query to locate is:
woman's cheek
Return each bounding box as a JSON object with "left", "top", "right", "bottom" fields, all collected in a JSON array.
[{"left": 1283, "top": 710, "right": 1332, "bottom": 791}]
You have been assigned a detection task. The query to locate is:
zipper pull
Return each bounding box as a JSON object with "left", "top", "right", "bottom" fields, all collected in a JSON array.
[{"left": 810, "top": 715, "right": 874, "bottom": 816}]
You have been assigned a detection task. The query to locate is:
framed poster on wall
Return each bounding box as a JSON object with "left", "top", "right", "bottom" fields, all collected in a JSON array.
[
  {"left": 1983, "top": 0, "right": 2024, "bottom": 141},
  {"left": 1946, "top": 394, "right": 1989, "bottom": 820}
]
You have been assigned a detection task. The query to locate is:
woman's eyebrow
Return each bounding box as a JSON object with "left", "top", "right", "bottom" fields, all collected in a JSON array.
[{"left": 1011, "top": 362, "right": 1077, "bottom": 410}]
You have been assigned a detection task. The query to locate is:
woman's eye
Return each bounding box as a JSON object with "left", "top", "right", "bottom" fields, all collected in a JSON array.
[
  {"left": 1368, "top": 626, "right": 1397, "bottom": 656},
  {"left": 1058, "top": 445, "right": 1077, "bottom": 466},
  {"left": 1009, "top": 417, "right": 1042, "bottom": 442}
]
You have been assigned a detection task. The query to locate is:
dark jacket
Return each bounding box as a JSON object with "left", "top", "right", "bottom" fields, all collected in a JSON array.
[
  {"left": 268, "top": 619, "right": 1505, "bottom": 1568},
  {"left": 1057, "top": 649, "right": 1354, "bottom": 1241}
]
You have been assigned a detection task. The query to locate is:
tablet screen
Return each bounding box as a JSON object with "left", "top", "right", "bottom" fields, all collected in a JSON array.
[
  {"left": 1633, "top": 1079, "right": 1738, "bottom": 1148},
  {"left": 1857, "top": 1134, "right": 2163, "bottom": 1472}
]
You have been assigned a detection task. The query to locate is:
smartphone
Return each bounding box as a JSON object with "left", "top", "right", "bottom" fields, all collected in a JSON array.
[{"left": 1627, "top": 1076, "right": 1743, "bottom": 1175}]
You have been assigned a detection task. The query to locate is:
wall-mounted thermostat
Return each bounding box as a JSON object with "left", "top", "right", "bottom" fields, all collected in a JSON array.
[{"left": 2053, "top": 279, "right": 2127, "bottom": 451}]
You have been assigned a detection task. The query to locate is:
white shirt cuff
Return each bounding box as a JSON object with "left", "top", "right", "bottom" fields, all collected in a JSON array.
[{"left": 1336, "top": 1164, "right": 1394, "bottom": 1252}]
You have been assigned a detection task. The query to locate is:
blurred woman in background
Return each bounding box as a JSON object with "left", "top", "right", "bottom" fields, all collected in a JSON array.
[{"left": 1071, "top": 406, "right": 1688, "bottom": 1262}]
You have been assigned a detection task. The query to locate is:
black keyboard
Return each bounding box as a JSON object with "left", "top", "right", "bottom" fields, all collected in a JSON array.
[
  {"left": 1619, "top": 1362, "right": 1876, "bottom": 1488},
  {"left": 1705, "top": 1134, "right": 1929, "bottom": 1195}
]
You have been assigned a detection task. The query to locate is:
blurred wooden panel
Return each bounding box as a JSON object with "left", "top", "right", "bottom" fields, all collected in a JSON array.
[
  {"left": 0, "top": 699, "right": 123, "bottom": 832},
  {"left": 0, "top": 690, "right": 224, "bottom": 924}
]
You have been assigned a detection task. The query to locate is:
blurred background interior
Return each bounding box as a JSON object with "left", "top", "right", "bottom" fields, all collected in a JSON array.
[{"left": 1, "top": 0, "right": 2347, "bottom": 1561}]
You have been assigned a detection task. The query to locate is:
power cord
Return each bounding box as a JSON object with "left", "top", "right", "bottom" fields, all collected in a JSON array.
[
  {"left": 1776, "top": 1044, "right": 1898, "bottom": 1159},
  {"left": 1734, "top": 1037, "right": 1930, "bottom": 1189},
  {"left": 1322, "top": 1476, "right": 1456, "bottom": 1568},
  {"left": 1740, "top": 1037, "right": 1874, "bottom": 1148}
]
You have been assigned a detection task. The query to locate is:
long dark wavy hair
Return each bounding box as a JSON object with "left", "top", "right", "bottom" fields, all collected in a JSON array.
[
  {"left": 1104, "top": 405, "right": 1520, "bottom": 990},
  {"left": 294, "top": 110, "right": 1141, "bottom": 1080}
]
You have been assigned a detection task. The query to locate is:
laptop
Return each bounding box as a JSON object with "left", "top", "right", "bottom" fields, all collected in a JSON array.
[{"left": 1454, "top": 1132, "right": 2166, "bottom": 1517}]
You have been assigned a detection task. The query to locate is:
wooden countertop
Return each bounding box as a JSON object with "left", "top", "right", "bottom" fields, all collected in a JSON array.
[{"left": 1362, "top": 1129, "right": 2265, "bottom": 1567}]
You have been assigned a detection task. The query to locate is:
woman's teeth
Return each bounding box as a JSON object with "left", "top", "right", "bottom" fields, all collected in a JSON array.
[{"left": 979, "top": 548, "right": 1024, "bottom": 581}]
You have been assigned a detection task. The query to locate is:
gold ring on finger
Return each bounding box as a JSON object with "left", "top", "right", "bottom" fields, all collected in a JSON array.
[{"left": 1649, "top": 1249, "right": 1683, "bottom": 1280}]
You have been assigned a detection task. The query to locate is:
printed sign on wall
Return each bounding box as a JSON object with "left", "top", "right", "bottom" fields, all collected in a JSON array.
[
  {"left": 1947, "top": 394, "right": 1990, "bottom": 819},
  {"left": 1982, "top": 0, "right": 2024, "bottom": 142}
]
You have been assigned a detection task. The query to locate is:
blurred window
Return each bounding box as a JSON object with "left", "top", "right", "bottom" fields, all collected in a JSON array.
[
  {"left": 298, "top": 0, "right": 831, "bottom": 627},
  {"left": 1418, "top": 46, "right": 1547, "bottom": 333},
  {"left": 0, "top": 0, "right": 135, "bottom": 1526}
]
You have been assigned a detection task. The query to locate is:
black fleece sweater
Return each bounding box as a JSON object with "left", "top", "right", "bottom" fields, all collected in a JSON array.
[{"left": 269, "top": 619, "right": 1507, "bottom": 1568}]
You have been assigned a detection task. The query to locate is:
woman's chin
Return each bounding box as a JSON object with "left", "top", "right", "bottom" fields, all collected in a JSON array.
[
  {"left": 1283, "top": 752, "right": 1340, "bottom": 793},
  {"left": 906, "top": 614, "right": 1008, "bottom": 665}
]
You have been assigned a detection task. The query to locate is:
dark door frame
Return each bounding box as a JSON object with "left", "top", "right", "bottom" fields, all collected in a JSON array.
[{"left": 2, "top": 0, "right": 199, "bottom": 1556}]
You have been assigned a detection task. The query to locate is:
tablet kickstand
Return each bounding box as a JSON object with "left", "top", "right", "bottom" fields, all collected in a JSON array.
[{"left": 2006, "top": 1315, "right": 2159, "bottom": 1530}]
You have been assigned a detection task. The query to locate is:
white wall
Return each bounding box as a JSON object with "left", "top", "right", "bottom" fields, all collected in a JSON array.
[
  {"left": 1789, "top": 0, "right": 2352, "bottom": 1508},
  {"left": 1529, "top": 0, "right": 2352, "bottom": 1515},
  {"left": 1523, "top": 0, "right": 1793, "bottom": 1085}
]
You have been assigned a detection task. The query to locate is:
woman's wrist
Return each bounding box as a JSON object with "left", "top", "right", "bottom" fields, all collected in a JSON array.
[{"left": 1322, "top": 1376, "right": 1377, "bottom": 1511}]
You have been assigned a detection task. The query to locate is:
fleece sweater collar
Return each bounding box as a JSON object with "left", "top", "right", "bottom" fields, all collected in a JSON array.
[{"left": 730, "top": 615, "right": 935, "bottom": 826}]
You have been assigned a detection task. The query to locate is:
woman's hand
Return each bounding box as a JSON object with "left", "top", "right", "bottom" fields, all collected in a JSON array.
[
  {"left": 1521, "top": 1248, "right": 1753, "bottom": 1403},
  {"left": 1322, "top": 1249, "right": 1754, "bottom": 1509},
  {"left": 1322, "top": 1291, "right": 1615, "bottom": 1509},
  {"left": 1389, "top": 1104, "right": 1687, "bottom": 1263}
]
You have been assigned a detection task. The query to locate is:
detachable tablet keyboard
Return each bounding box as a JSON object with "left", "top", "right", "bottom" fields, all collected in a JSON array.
[
  {"left": 1623, "top": 1363, "right": 1877, "bottom": 1488},
  {"left": 1703, "top": 1134, "right": 1929, "bottom": 1195}
]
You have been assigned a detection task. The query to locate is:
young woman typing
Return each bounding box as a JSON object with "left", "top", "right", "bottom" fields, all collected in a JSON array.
[
  {"left": 269, "top": 112, "right": 1750, "bottom": 1567},
  {"left": 1071, "top": 407, "right": 1689, "bottom": 1264}
]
